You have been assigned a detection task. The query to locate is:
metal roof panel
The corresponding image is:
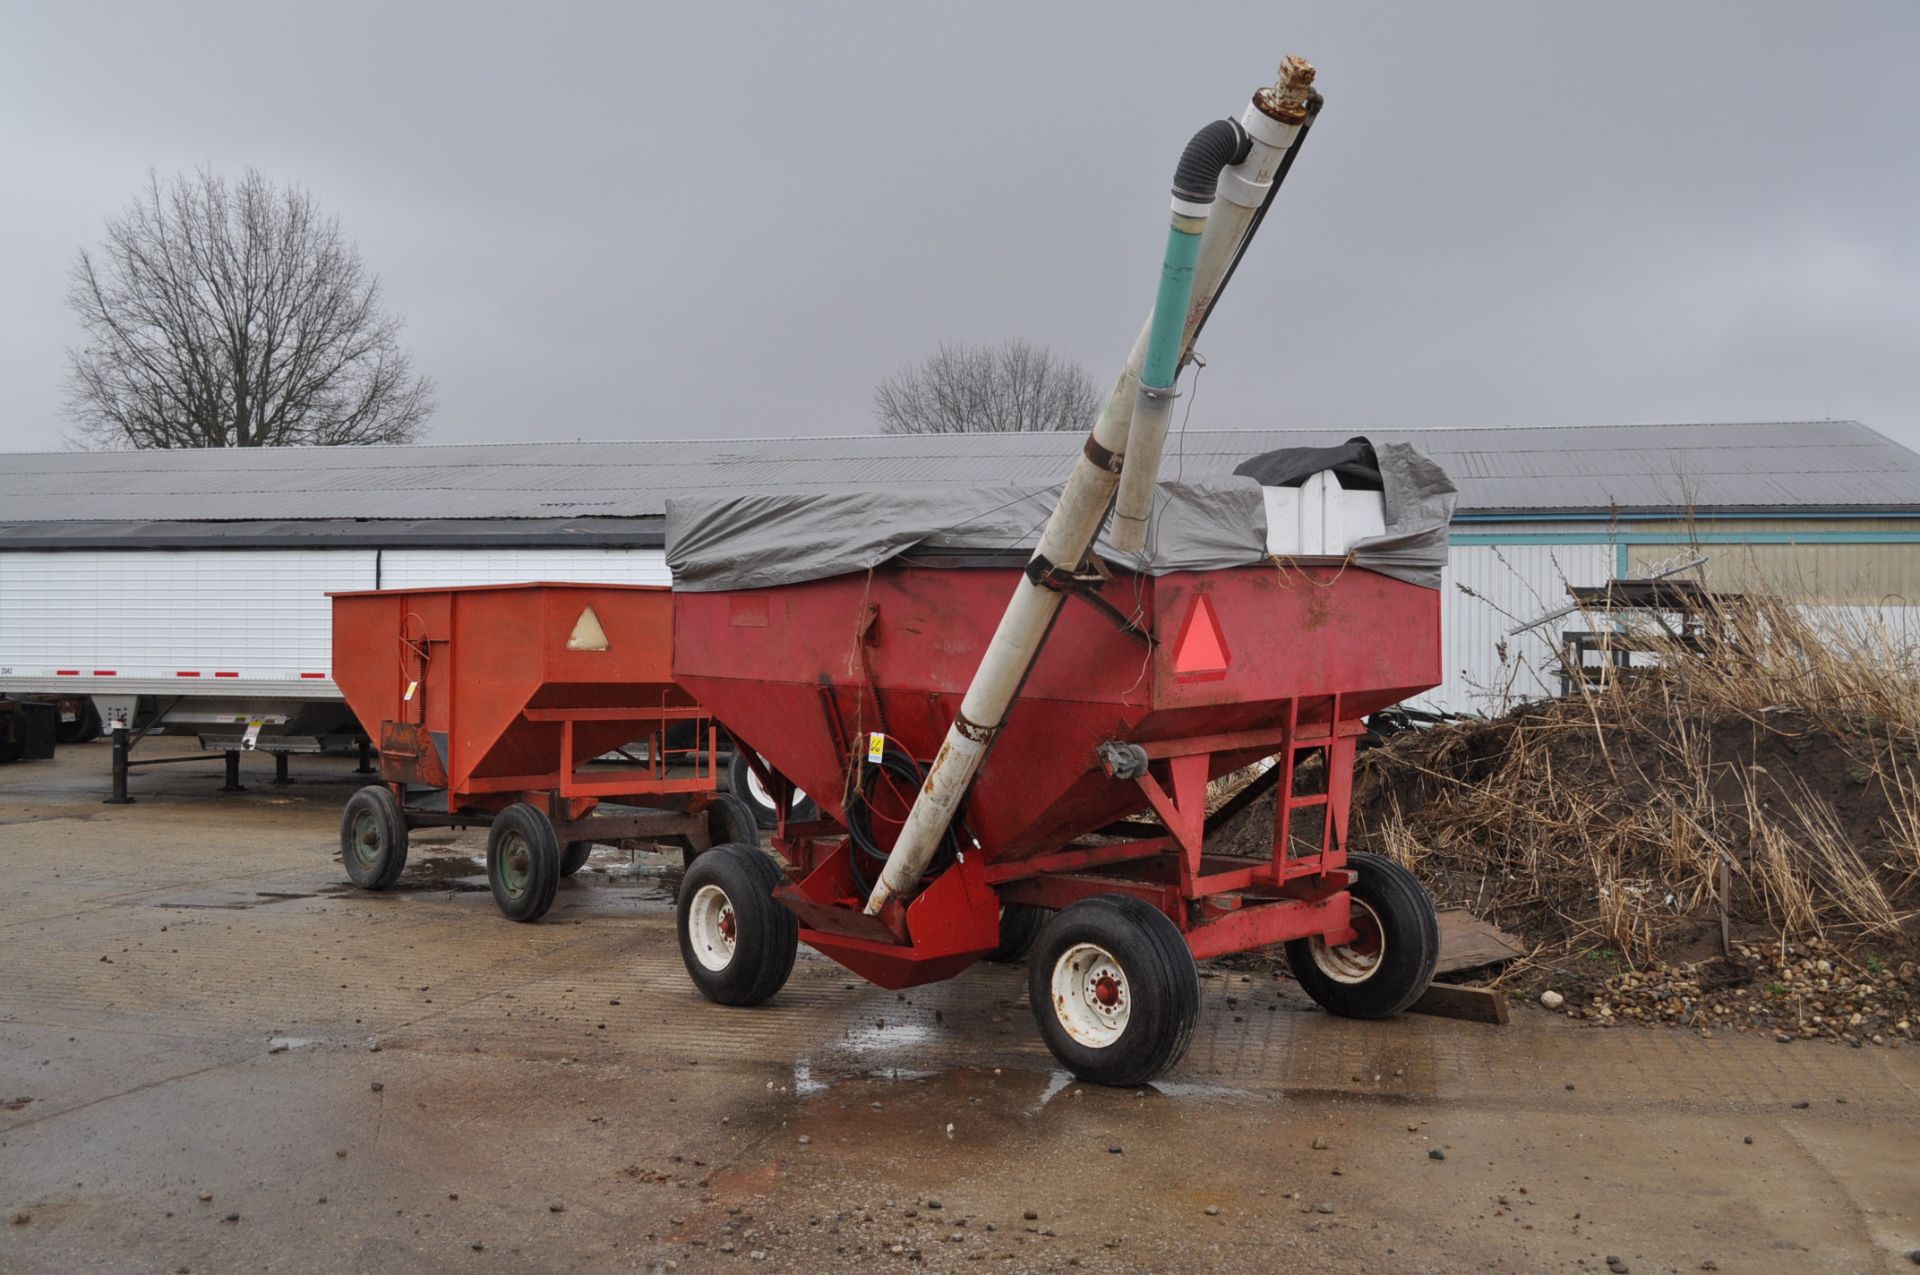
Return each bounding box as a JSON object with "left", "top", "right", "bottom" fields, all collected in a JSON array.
[{"left": 1, "top": 421, "right": 1915, "bottom": 524}]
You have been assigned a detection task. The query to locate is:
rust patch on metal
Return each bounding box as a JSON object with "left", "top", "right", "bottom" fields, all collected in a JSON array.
[
  {"left": 377, "top": 720, "right": 447, "bottom": 789},
  {"left": 1254, "top": 55, "right": 1316, "bottom": 124},
  {"left": 952, "top": 713, "right": 996, "bottom": 745},
  {"left": 1083, "top": 436, "right": 1124, "bottom": 474}
]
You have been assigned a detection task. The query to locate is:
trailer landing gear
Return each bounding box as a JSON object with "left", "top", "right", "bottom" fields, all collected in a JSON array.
[
  {"left": 1029, "top": 896, "right": 1199, "bottom": 1088},
  {"left": 1285, "top": 852, "right": 1440, "bottom": 1019},
  {"left": 676, "top": 844, "right": 798, "bottom": 1006}
]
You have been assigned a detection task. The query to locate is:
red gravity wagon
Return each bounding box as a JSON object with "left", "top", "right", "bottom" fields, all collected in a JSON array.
[
  {"left": 664, "top": 435, "right": 1455, "bottom": 1085},
  {"left": 650, "top": 54, "right": 1459, "bottom": 1086},
  {"left": 329, "top": 582, "right": 753, "bottom": 922}
]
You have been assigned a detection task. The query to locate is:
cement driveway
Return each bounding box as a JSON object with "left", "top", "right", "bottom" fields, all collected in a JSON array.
[{"left": 3, "top": 740, "right": 1916, "bottom": 1273}]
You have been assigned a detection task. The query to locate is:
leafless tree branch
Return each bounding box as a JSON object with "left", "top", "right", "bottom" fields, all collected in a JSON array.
[
  {"left": 64, "top": 167, "right": 435, "bottom": 449},
  {"left": 873, "top": 338, "right": 1101, "bottom": 435}
]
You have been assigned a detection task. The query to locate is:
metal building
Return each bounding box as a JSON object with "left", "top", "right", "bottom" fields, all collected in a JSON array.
[{"left": 3, "top": 420, "right": 1917, "bottom": 724}]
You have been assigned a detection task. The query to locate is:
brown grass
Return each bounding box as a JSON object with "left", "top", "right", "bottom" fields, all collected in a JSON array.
[{"left": 1352, "top": 592, "right": 1920, "bottom": 967}]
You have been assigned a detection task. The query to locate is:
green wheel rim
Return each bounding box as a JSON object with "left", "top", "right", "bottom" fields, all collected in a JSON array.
[
  {"left": 498, "top": 830, "right": 531, "bottom": 897},
  {"left": 351, "top": 809, "right": 384, "bottom": 868}
]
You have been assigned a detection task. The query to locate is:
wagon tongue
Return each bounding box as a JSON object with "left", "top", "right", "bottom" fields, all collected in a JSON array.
[{"left": 863, "top": 56, "right": 1322, "bottom": 915}]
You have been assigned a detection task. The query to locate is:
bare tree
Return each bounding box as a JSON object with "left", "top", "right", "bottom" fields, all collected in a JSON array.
[
  {"left": 873, "top": 339, "right": 1101, "bottom": 435},
  {"left": 65, "top": 169, "right": 434, "bottom": 449}
]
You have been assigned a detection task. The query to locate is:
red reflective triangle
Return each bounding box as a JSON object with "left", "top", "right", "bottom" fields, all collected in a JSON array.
[{"left": 1173, "top": 593, "right": 1230, "bottom": 682}]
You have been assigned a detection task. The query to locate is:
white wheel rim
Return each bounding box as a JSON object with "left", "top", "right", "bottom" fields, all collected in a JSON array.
[
  {"left": 1050, "top": 943, "right": 1131, "bottom": 1048},
  {"left": 687, "top": 883, "right": 738, "bottom": 972},
  {"left": 744, "top": 757, "right": 806, "bottom": 811},
  {"left": 1310, "top": 897, "right": 1386, "bottom": 984}
]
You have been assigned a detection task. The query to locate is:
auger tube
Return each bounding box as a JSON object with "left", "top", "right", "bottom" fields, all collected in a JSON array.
[
  {"left": 1108, "top": 56, "right": 1318, "bottom": 553},
  {"left": 863, "top": 57, "right": 1320, "bottom": 916}
]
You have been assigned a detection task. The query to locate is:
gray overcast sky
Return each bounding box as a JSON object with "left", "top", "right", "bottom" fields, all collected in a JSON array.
[{"left": 3, "top": 2, "right": 1916, "bottom": 455}]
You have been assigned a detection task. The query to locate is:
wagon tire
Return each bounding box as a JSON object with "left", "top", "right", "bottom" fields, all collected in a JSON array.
[
  {"left": 341, "top": 785, "right": 409, "bottom": 891},
  {"left": 1028, "top": 895, "right": 1198, "bottom": 1087},
  {"left": 1284, "top": 851, "right": 1440, "bottom": 1019},
  {"left": 704, "top": 793, "right": 761, "bottom": 854},
  {"left": 727, "top": 748, "right": 818, "bottom": 831},
  {"left": 985, "top": 903, "right": 1050, "bottom": 964},
  {"left": 677, "top": 843, "right": 797, "bottom": 1006},
  {"left": 487, "top": 803, "right": 562, "bottom": 922},
  {"left": 559, "top": 840, "right": 594, "bottom": 877}
]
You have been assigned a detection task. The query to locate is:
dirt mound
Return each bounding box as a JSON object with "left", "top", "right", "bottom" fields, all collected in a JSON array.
[
  {"left": 1215, "top": 595, "right": 1920, "bottom": 1043},
  {"left": 1350, "top": 698, "right": 1918, "bottom": 961}
]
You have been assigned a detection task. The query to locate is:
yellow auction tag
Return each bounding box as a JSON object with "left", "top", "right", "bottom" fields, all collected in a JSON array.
[{"left": 867, "top": 732, "right": 885, "bottom": 762}]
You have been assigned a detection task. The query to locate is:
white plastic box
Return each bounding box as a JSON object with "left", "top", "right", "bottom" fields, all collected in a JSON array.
[{"left": 1261, "top": 469, "right": 1386, "bottom": 557}]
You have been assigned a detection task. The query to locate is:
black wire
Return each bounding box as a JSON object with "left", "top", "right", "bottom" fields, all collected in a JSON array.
[{"left": 843, "top": 739, "right": 962, "bottom": 898}]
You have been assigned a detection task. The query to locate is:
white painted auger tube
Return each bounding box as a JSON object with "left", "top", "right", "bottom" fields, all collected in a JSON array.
[{"left": 863, "top": 57, "right": 1320, "bottom": 916}]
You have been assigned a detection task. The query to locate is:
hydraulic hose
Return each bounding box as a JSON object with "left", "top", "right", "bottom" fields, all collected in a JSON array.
[
  {"left": 844, "top": 739, "right": 960, "bottom": 899},
  {"left": 1172, "top": 118, "right": 1252, "bottom": 207}
]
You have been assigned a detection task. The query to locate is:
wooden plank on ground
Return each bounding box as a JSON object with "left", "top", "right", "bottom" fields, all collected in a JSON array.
[
  {"left": 1435, "top": 908, "right": 1527, "bottom": 975},
  {"left": 1409, "top": 983, "right": 1510, "bottom": 1025}
]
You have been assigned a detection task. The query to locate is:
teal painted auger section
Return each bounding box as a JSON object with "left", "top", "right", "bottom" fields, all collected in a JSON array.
[{"left": 1141, "top": 220, "right": 1204, "bottom": 390}]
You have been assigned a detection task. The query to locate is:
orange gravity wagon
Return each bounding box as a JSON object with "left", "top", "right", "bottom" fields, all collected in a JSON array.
[{"left": 328, "top": 582, "right": 753, "bottom": 922}]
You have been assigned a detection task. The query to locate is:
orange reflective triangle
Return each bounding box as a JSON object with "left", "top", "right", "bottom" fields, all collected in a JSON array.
[{"left": 1173, "top": 593, "right": 1230, "bottom": 681}]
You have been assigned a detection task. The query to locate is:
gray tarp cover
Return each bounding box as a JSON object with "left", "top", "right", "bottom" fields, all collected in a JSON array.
[{"left": 666, "top": 439, "right": 1455, "bottom": 592}]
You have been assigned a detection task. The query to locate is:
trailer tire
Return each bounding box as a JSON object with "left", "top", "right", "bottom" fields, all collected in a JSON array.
[
  {"left": 677, "top": 844, "right": 797, "bottom": 1006},
  {"left": 727, "top": 748, "right": 818, "bottom": 831},
  {"left": 341, "top": 785, "right": 409, "bottom": 891},
  {"left": 55, "top": 700, "right": 103, "bottom": 745},
  {"left": 488, "top": 803, "right": 562, "bottom": 922},
  {"left": 559, "top": 840, "right": 594, "bottom": 877},
  {"left": 985, "top": 903, "right": 1050, "bottom": 964},
  {"left": 1028, "top": 896, "right": 1199, "bottom": 1087},
  {"left": 1284, "top": 851, "right": 1440, "bottom": 1019}
]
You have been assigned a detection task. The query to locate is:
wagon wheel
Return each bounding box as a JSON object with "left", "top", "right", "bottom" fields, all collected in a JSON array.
[
  {"left": 1027, "top": 895, "right": 1198, "bottom": 1087},
  {"left": 676, "top": 844, "right": 797, "bottom": 1006},
  {"left": 487, "top": 803, "right": 562, "bottom": 922},
  {"left": 703, "top": 793, "right": 760, "bottom": 857},
  {"left": 559, "top": 840, "right": 594, "bottom": 877},
  {"left": 984, "top": 903, "right": 1051, "bottom": 964},
  {"left": 340, "top": 785, "right": 409, "bottom": 890},
  {"left": 658, "top": 792, "right": 759, "bottom": 869},
  {"left": 1284, "top": 851, "right": 1440, "bottom": 1019},
  {"left": 727, "top": 748, "right": 818, "bottom": 831}
]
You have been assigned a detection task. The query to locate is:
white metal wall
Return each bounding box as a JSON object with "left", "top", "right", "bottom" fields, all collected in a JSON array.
[
  {"left": 10, "top": 537, "right": 1901, "bottom": 719},
  {"left": 378, "top": 548, "right": 670, "bottom": 589},
  {"left": 0, "top": 546, "right": 670, "bottom": 693},
  {"left": 0, "top": 549, "right": 374, "bottom": 681},
  {"left": 1412, "top": 543, "right": 1615, "bottom": 717}
]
